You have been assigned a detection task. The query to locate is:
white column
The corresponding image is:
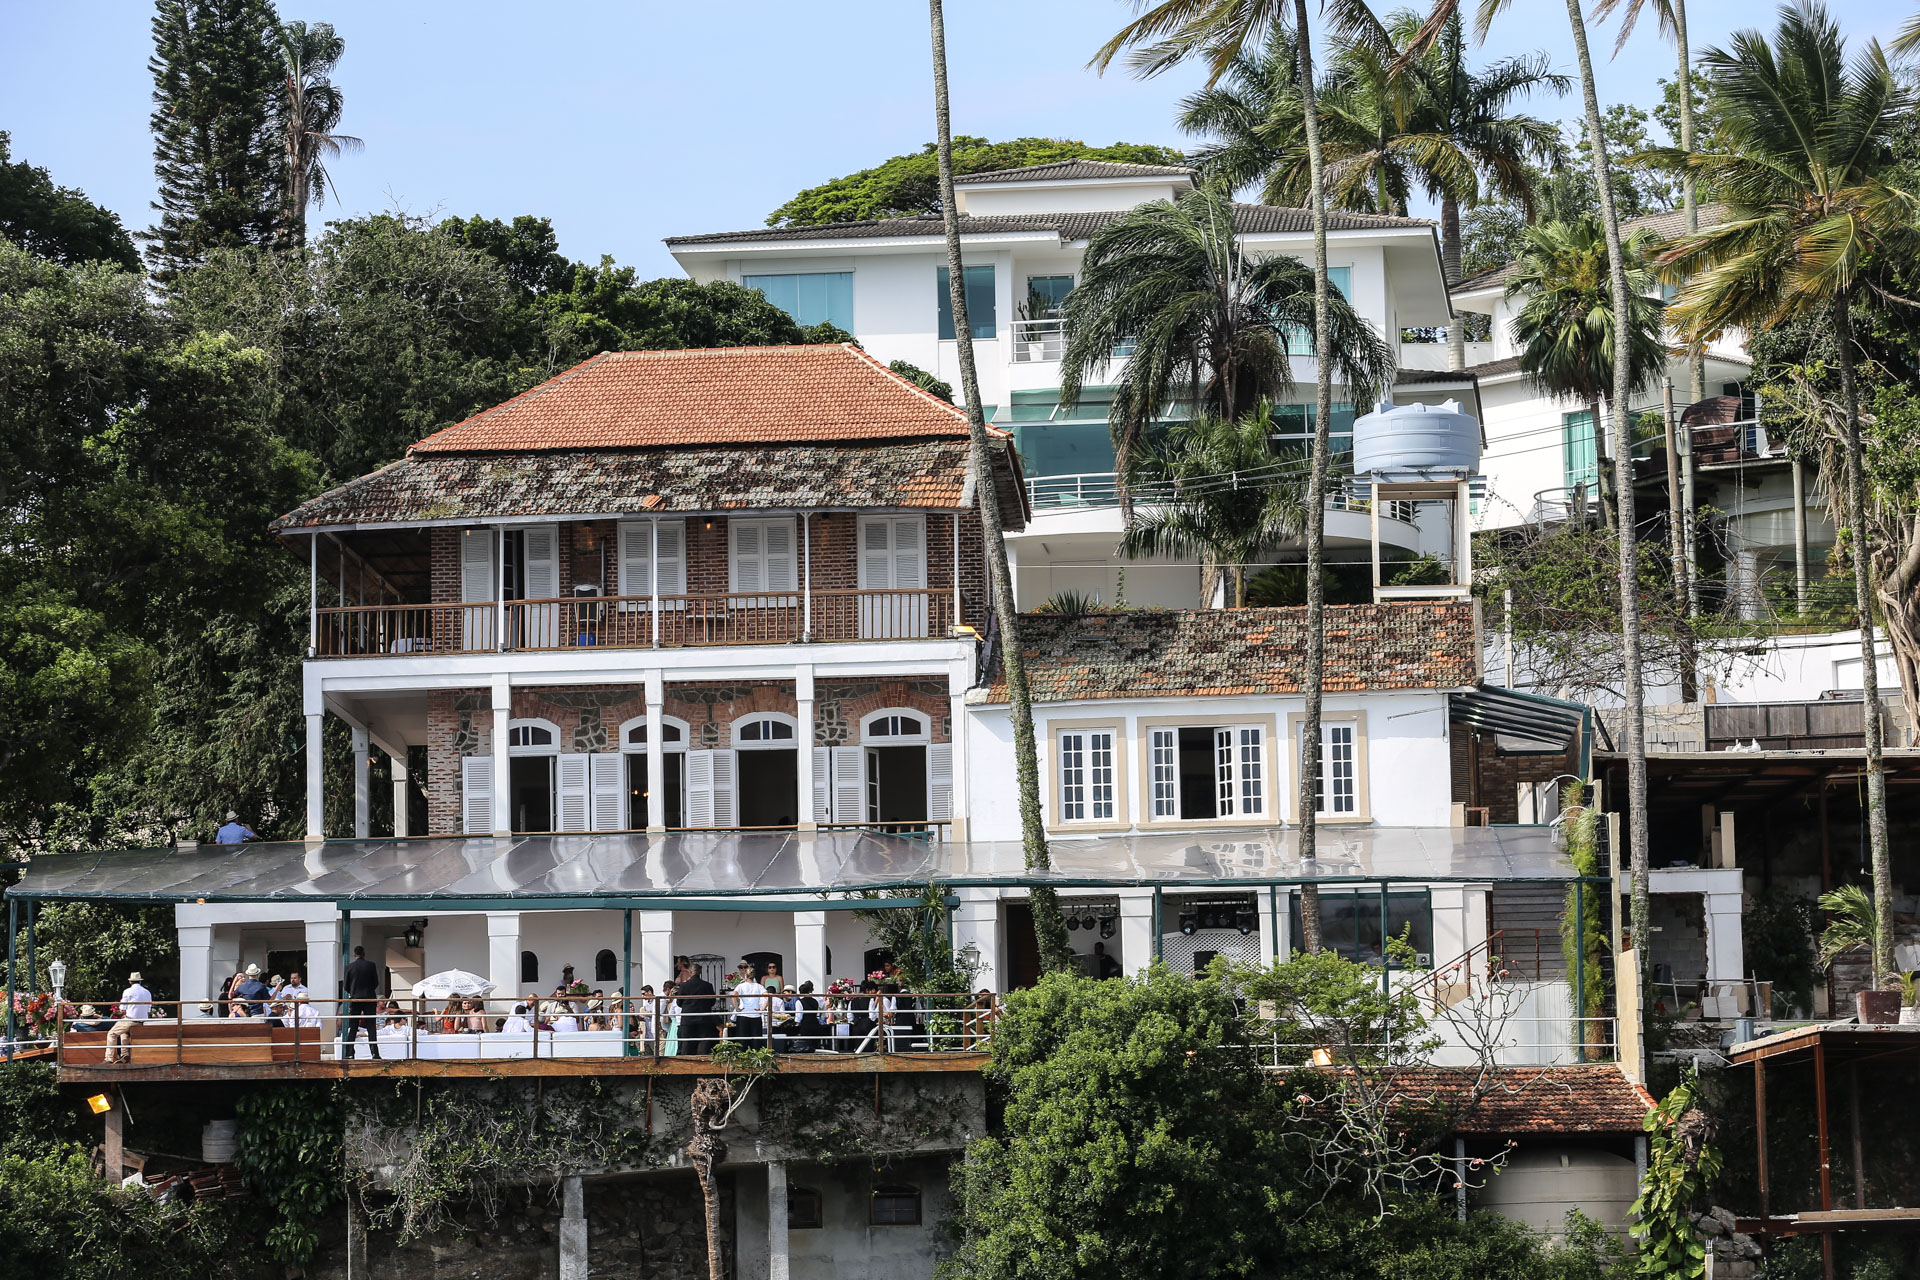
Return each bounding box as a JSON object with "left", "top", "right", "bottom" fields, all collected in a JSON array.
[
  {"left": 796, "top": 666, "right": 816, "bottom": 833},
  {"left": 351, "top": 726, "right": 371, "bottom": 839},
  {"left": 210, "top": 929, "right": 241, "bottom": 999},
  {"left": 389, "top": 753, "right": 410, "bottom": 838},
  {"left": 646, "top": 672, "right": 666, "bottom": 834},
  {"left": 1117, "top": 890, "right": 1155, "bottom": 977},
  {"left": 767, "top": 1160, "right": 791, "bottom": 1280},
  {"left": 1705, "top": 891, "right": 1745, "bottom": 985},
  {"left": 794, "top": 910, "right": 827, "bottom": 991},
  {"left": 953, "top": 889, "right": 1001, "bottom": 990},
  {"left": 487, "top": 912, "right": 521, "bottom": 1005},
  {"left": 1257, "top": 887, "right": 1280, "bottom": 967},
  {"left": 948, "top": 659, "right": 971, "bottom": 842},
  {"left": 178, "top": 924, "right": 214, "bottom": 1006},
  {"left": 1464, "top": 886, "right": 1491, "bottom": 957},
  {"left": 1429, "top": 885, "right": 1469, "bottom": 967},
  {"left": 639, "top": 910, "right": 675, "bottom": 991},
  {"left": 491, "top": 675, "right": 512, "bottom": 837},
  {"left": 305, "top": 711, "right": 325, "bottom": 840},
  {"left": 305, "top": 914, "right": 341, "bottom": 1032}
]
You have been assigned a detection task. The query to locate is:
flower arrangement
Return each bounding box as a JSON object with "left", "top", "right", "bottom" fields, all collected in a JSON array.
[
  {"left": 825, "top": 978, "right": 858, "bottom": 996},
  {"left": 563, "top": 981, "right": 590, "bottom": 997},
  {"left": 722, "top": 971, "right": 743, "bottom": 989},
  {"left": 10, "top": 992, "right": 70, "bottom": 1038}
]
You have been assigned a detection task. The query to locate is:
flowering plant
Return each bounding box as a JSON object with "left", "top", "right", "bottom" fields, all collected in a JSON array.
[
  {"left": 10, "top": 993, "right": 70, "bottom": 1038},
  {"left": 722, "top": 971, "right": 742, "bottom": 988},
  {"left": 825, "top": 978, "right": 858, "bottom": 996}
]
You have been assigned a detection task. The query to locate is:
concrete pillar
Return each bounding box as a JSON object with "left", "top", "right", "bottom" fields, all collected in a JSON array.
[
  {"left": 767, "top": 1161, "right": 790, "bottom": 1280},
  {"left": 1706, "top": 891, "right": 1746, "bottom": 1003},
  {"left": 487, "top": 912, "right": 522, "bottom": 1007},
  {"left": 210, "top": 929, "right": 241, "bottom": 1003},
  {"left": 1464, "top": 887, "right": 1491, "bottom": 958},
  {"left": 558, "top": 1174, "right": 588, "bottom": 1280},
  {"left": 1257, "top": 888, "right": 1280, "bottom": 967},
  {"left": 351, "top": 726, "right": 371, "bottom": 839},
  {"left": 794, "top": 911, "right": 827, "bottom": 991},
  {"left": 305, "top": 915, "right": 341, "bottom": 1032},
  {"left": 103, "top": 1090, "right": 125, "bottom": 1182},
  {"left": 1117, "top": 890, "right": 1155, "bottom": 977},
  {"left": 491, "top": 675, "right": 512, "bottom": 837},
  {"left": 639, "top": 910, "right": 674, "bottom": 992},
  {"left": 953, "top": 889, "right": 1002, "bottom": 989},
  {"left": 390, "top": 753, "right": 410, "bottom": 838},
  {"left": 645, "top": 675, "right": 666, "bottom": 834},
  {"left": 305, "top": 711, "right": 325, "bottom": 840},
  {"left": 178, "top": 925, "right": 214, "bottom": 1007},
  {"left": 796, "top": 684, "right": 817, "bottom": 833},
  {"left": 948, "top": 659, "right": 971, "bottom": 842},
  {"left": 1429, "top": 885, "right": 1469, "bottom": 966}
]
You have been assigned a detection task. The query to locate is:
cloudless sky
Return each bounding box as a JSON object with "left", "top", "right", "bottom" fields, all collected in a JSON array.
[{"left": 0, "top": 1, "right": 1901, "bottom": 278}]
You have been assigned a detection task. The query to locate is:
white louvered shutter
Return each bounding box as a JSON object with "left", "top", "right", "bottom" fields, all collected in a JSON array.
[
  {"left": 686, "top": 750, "right": 716, "bottom": 828},
  {"left": 523, "top": 525, "right": 558, "bottom": 600},
  {"left": 619, "top": 520, "right": 686, "bottom": 604},
  {"left": 889, "top": 517, "right": 925, "bottom": 589},
  {"left": 654, "top": 520, "right": 686, "bottom": 598},
  {"left": 812, "top": 747, "right": 833, "bottom": 824},
  {"left": 831, "top": 746, "right": 864, "bottom": 824},
  {"left": 462, "top": 756, "right": 492, "bottom": 835},
  {"left": 927, "top": 742, "right": 954, "bottom": 822},
  {"left": 710, "top": 750, "right": 738, "bottom": 827},
  {"left": 461, "top": 530, "right": 495, "bottom": 601},
  {"left": 732, "top": 522, "right": 763, "bottom": 593},
  {"left": 860, "top": 517, "right": 893, "bottom": 588},
  {"left": 590, "top": 753, "right": 624, "bottom": 831},
  {"left": 557, "top": 753, "right": 591, "bottom": 832},
  {"left": 763, "top": 520, "right": 796, "bottom": 593}
]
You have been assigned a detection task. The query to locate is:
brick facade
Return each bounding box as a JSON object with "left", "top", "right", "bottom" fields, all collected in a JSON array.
[{"left": 1449, "top": 728, "right": 1576, "bottom": 824}]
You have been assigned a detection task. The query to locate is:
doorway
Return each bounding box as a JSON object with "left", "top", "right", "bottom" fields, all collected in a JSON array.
[
  {"left": 510, "top": 756, "right": 554, "bottom": 832},
  {"left": 738, "top": 751, "right": 798, "bottom": 827},
  {"left": 628, "top": 753, "right": 685, "bottom": 829},
  {"left": 1177, "top": 727, "right": 1218, "bottom": 820},
  {"left": 1005, "top": 904, "right": 1040, "bottom": 989},
  {"left": 866, "top": 746, "right": 928, "bottom": 828}
]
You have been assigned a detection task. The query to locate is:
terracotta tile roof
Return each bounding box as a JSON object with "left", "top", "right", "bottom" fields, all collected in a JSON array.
[
  {"left": 1383, "top": 1066, "right": 1656, "bottom": 1136},
  {"left": 984, "top": 603, "right": 1479, "bottom": 703},
  {"left": 956, "top": 158, "right": 1196, "bottom": 184},
  {"left": 411, "top": 345, "right": 973, "bottom": 453},
  {"left": 272, "top": 439, "right": 1027, "bottom": 532},
  {"left": 668, "top": 204, "right": 1432, "bottom": 248}
]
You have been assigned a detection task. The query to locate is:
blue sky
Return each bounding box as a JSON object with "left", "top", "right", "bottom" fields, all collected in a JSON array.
[{"left": 0, "top": 0, "right": 1901, "bottom": 277}]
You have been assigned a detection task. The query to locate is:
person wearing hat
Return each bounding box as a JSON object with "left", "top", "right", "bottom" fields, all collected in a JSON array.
[
  {"left": 105, "top": 971, "right": 152, "bottom": 1064},
  {"left": 214, "top": 812, "right": 257, "bottom": 844},
  {"left": 233, "top": 964, "right": 272, "bottom": 1017}
]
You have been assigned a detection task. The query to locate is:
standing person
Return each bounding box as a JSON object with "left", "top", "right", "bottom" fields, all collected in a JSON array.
[
  {"left": 673, "top": 956, "right": 717, "bottom": 1056},
  {"left": 234, "top": 965, "right": 272, "bottom": 1016},
  {"left": 731, "top": 962, "right": 768, "bottom": 1044},
  {"left": 214, "top": 812, "right": 257, "bottom": 843},
  {"left": 282, "top": 971, "right": 309, "bottom": 1000},
  {"left": 104, "top": 971, "right": 153, "bottom": 1064},
  {"left": 849, "top": 980, "right": 882, "bottom": 1053},
  {"left": 793, "top": 981, "right": 826, "bottom": 1053},
  {"left": 342, "top": 945, "right": 381, "bottom": 1060}
]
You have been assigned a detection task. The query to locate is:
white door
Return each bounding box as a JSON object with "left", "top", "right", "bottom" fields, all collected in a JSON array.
[
  {"left": 865, "top": 749, "right": 882, "bottom": 823},
  {"left": 459, "top": 529, "right": 495, "bottom": 651},
  {"left": 686, "top": 749, "right": 739, "bottom": 828},
  {"left": 590, "top": 753, "right": 624, "bottom": 831},
  {"left": 461, "top": 755, "right": 492, "bottom": 835},
  {"left": 858, "top": 516, "right": 927, "bottom": 638},
  {"left": 557, "top": 752, "right": 591, "bottom": 832},
  {"left": 522, "top": 525, "right": 559, "bottom": 649}
]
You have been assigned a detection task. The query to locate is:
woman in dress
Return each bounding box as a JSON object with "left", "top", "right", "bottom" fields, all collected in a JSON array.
[{"left": 661, "top": 982, "right": 681, "bottom": 1057}]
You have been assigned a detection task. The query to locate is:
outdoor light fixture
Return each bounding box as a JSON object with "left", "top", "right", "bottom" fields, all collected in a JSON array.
[
  {"left": 87, "top": 1094, "right": 113, "bottom": 1115},
  {"left": 1236, "top": 910, "right": 1257, "bottom": 936},
  {"left": 403, "top": 920, "right": 428, "bottom": 949},
  {"left": 1178, "top": 911, "right": 1197, "bottom": 936},
  {"left": 49, "top": 958, "right": 67, "bottom": 1006},
  {"left": 1099, "top": 916, "right": 1116, "bottom": 940},
  {"left": 1067, "top": 915, "right": 1080, "bottom": 931}
]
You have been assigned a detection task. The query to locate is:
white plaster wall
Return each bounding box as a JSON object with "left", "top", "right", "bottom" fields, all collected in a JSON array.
[{"left": 735, "top": 1157, "right": 958, "bottom": 1280}]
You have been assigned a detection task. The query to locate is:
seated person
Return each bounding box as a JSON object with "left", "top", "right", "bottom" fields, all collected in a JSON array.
[
  {"left": 70, "top": 1005, "right": 114, "bottom": 1033},
  {"left": 294, "top": 994, "right": 322, "bottom": 1028},
  {"left": 501, "top": 1003, "right": 535, "bottom": 1035},
  {"left": 459, "top": 999, "right": 488, "bottom": 1033}
]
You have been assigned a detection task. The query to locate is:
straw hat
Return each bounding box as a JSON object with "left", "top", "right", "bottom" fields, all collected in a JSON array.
[
  {"left": 245, "top": 964, "right": 261, "bottom": 977},
  {"left": 128, "top": 971, "right": 143, "bottom": 983}
]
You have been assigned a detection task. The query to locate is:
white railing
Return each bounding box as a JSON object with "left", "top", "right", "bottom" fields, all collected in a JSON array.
[
  {"left": 1007, "top": 319, "right": 1135, "bottom": 365},
  {"left": 1027, "top": 472, "right": 1418, "bottom": 523}
]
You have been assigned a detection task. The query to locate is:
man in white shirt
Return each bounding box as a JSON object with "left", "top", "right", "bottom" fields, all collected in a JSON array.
[
  {"left": 281, "top": 972, "right": 309, "bottom": 1000},
  {"left": 106, "top": 971, "right": 153, "bottom": 1064},
  {"left": 730, "top": 963, "right": 769, "bottom": 1043}
]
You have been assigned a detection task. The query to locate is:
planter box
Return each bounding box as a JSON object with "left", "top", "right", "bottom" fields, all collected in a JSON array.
[{"left": 1857, "top": 989, "right": 1901, "bottom": 1024}]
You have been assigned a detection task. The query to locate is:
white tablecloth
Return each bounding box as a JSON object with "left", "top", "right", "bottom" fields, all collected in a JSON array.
[{"left": 342, "top": 1029, "right": 625, "bottom": 1060}]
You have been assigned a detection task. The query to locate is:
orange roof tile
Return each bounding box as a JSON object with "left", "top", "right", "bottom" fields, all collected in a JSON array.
[{"left": 411, "top": 344, "right": 975, "bottom": 453}]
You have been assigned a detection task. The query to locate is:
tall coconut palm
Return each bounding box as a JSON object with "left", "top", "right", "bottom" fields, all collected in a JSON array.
[
  {"left": 1505, "top": 217, "right": 1669, "bottom": 530},
  {"left": 1058, "top": 184, "right": 1397, "bottom": 496},
  {"left": 928, "top": 0, "right": 1074, "bottom": 972},
  {"left": 1591, "top": 0, "right": 1703, "bottom": 402},
  {"left": 1654, "top": 2, "right": 1917, "bottom": 986},
  {"left": 275, "top": 20, "right": 360, "bottom": 248},
  {"left": 1091, "top": 0, "right": 1388, "bottom": 953},
  {"left": 1119, "top": 406, "right": 1310, "bottom": 607}
]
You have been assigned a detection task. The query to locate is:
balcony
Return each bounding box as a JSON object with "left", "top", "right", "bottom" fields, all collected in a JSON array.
[
  {"left": 1008, "top": 318, "right": 1135, "bottom": 365},
  {"left": 314, "top": 589, "right": 960, "bottom": 658},
  {"left": 1025, "top": 471, "right": 1417, "bottom": 523}
]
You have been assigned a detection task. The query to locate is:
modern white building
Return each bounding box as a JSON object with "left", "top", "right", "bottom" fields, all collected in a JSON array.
[{"left": 667, "top": 159, "right": 1463, "bottom": 609}]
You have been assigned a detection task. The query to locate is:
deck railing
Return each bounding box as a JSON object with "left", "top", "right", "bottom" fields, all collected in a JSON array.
[{"left": 314, "top": 589, "right": 960, "bottom": 657}]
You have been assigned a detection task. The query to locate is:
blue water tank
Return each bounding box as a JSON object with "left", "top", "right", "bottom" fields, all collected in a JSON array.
[{"left": 1350, "top": 398, "right": 1481, "bottom": 477}]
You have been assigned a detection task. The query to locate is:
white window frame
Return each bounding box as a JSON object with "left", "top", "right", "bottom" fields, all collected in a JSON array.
[
  {"left": 618, "top": 714, "right": 690, "bottom": 753},
  {"left": 1141, "top": 719, "right": 1269, "bottom": 823},
  {"left": 1055, "top": 727, "right": 1118, "bottom": 825},
  {"left": 860, "top": 708, "right": 932, "bottom": 745},
  {"left": 729, "top": 517, "right": 798, "bottom": 596},
  {"left": 1286, "top": 711, "right": 1370, "bottom": 822},
  {"left": 732, "top": 712, "right": 800, "bottom": 749},
  {"left": 506, "top": 718, "right": 563, "bottom": 754}
]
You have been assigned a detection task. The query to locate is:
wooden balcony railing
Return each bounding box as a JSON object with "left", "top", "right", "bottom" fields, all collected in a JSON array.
[{"left": 313, "top": 590, "right": 960, "bottom": 657}]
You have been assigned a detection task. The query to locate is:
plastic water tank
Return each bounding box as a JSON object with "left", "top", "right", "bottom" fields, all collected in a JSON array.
[
  {"left": 202, "top": 1118, "right": 239, "bottom": 1164},
  {"left": 1350, "top": 398, "right": 1481, "bottom": 477},
  {"left": 1474, "top": 1146, "right": 1638, "bottom": 1236}
]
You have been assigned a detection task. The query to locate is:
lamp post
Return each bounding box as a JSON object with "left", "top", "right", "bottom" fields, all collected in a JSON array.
[{"left": 48, "top": 958, "right": 67, "bottom": 1044}]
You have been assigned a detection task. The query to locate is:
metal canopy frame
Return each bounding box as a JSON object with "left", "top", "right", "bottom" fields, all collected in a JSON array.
[{"left": 1449, "top": 686, "right": 1595, "bottom": 776}]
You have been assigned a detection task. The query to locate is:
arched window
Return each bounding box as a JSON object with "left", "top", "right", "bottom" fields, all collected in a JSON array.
[
  {"left": 861, "top": 708, "right": 930, "bottom": 743},
  {"left": 507, "top": 719, "right": 561, "bottom": 753},
  {"left": 520, "top": 951, "right": 539, "bottom": 984},
  {"left": 870, "top": 1185, "right": 921, "bottom": 1226},
  {"left": 620, "top": 715, "right": 688, "bottom": 752},
  {"left": 733, "top": 713, "right": 798, "bottom": 749},
  {"left": 594, "top": 949, "right": 618, "bottom": 983}
]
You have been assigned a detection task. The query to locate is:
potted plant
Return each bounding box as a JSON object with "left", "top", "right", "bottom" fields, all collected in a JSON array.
[
  {"left": 1817, "top": 885, "right": 1900, "bottom": 1024},
  {"left": 1898, "top": 972, "right": 1920, "bottom": 1026}
]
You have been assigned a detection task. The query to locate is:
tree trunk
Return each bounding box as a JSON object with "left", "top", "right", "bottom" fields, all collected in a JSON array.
[
  {"left": 1588, "top": 397, "right": 1608, "bottom": 530},
  {"left": 1443, "top": 194, "right": 1466, "bottom": 373},
  {"left": 928, "top": 0, "right": 1073, "bottom": 972},
  {"left": 1673, "top": 0, "right": 1705, "bottom": 407},
  {"left": 1563, "top": 0, "right": 1651, "bottom": 1053},
  {"left": 1294, "top": 0, "right": 1329, "bottom": 953},
  {"left": 1662, "top": 378, "right": 1697, "bottom": 701},
  {"left": 687, "top": 1078, "right": 731, "bottom": 1280},
  {"left": 1833, "top": 292, "right": 1893, "bottom": 987}
]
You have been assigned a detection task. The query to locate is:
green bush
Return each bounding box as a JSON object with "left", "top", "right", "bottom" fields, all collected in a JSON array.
[{"left": 0, "top": 1147, "right": 232, "bottom": 1280}]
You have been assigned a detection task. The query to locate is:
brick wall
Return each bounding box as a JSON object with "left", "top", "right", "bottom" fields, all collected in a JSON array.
[
  {"left": 1449, "top": 728, "right": 1576, "bottom": 824},
  {"left": 430, "top": 529, "right": 462, "bottom": 604}
]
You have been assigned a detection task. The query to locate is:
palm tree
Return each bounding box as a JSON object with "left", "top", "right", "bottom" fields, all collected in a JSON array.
[
  {"left": 275, "top": 21, "right": 360, "bottom": 248},
  {"left": 1591, "top": 0, "right": 1703, "bottom": 402},
  {"left": 1119, "top": 406, "right": 1310, "bottom": 607},
  {"left": 1655, "top": 2, "right": 1916, "bottom": 987},
  {"left": 928, "top": 0, "right": 1074, "bottom": 973},
  {"left": 1058, "top": 185, "right": 1397, "bottom": 497},
  {"left": 1504, "top": 218, "right": 1669, "bottom": 529}
]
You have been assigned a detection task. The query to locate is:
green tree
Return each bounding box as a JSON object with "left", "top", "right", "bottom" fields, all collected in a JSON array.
[
  {"left": 888, "top": 359, "right": 953, "bottom": 403},
  {"left": 0, "top": 133, "right": 140, "bottom": 271},
  {"left": 766, "top": 137, "right": 1187, "bottom": 226},
  {"left": 145, "top": 0, "right": 285, "bottom": 279},
  {"left": 273, "top": 19, "right": 360, "bottom": 248},
  {"left": 1653, "top": 0, "right": 1916, "bottom": 986},
  {"left": 441, "top": 213, "right": 574, "bottom": 296},
  {"left": 0, "top": 1147, "right": 232, "bottom": 1279},
  {"left": 1118, "top": 407, "right": 1307, "bottom": 607}
]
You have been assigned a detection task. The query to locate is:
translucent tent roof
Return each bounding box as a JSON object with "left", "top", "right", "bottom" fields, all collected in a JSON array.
[{"left": 7, "top": 826, "right": 1584, "bottom": 905}]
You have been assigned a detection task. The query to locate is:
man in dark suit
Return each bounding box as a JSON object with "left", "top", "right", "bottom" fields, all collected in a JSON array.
[
  {"left": 342, "top": 945, "right": 381, "bottom": 1059},
  {"left": 673, "top": 955, "right": 717, "bottom": 1056}
]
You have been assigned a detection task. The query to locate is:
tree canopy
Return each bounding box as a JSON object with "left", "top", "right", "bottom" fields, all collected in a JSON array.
[
  {"left": 0, "top": 133, "right": 139, "bottom": 271},
  {"left": 765, "top": 136, "right": 1187, "bottom": 226}
]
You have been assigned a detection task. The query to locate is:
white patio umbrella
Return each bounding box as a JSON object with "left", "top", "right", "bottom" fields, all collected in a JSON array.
[{"left": 411, "top": 969, "right": 496, "bottom": 1000}]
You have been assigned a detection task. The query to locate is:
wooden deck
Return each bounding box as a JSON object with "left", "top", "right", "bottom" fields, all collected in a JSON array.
[{"left": 58, "top": 1049, "right": 991, "bottom": 1084}]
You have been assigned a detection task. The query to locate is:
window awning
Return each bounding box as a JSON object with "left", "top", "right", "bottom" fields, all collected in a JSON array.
[
  {"left": 6, "top": 825, "right": 1584, "bottom": 906},
  {"left": 1449, "top": 686, "right": 1595, "bottom": 776}
]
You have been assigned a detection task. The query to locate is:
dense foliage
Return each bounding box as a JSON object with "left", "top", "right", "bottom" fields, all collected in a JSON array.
[
  {"left": 233, "top": 1083, "right": 343, "bottom": 1263},
  {"left": 0, "top": 134, "right": 139, "bottom": 271},
  {"left": 765, "top": 136, "right": 1186, "bottom": 226}
]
